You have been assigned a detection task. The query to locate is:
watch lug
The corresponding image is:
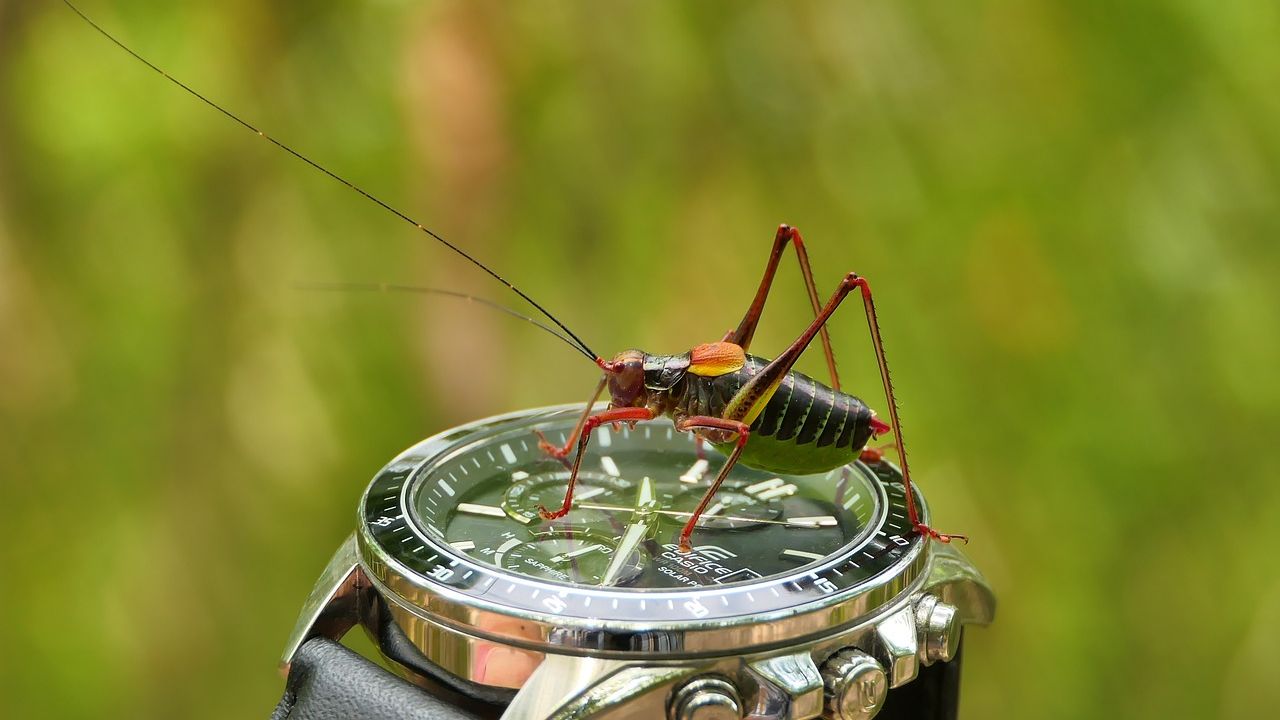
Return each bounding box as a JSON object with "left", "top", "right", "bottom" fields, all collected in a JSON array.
[
  {"left": 922, "top": 542, "right": 997, "bottom": 626},
  {"left": 872, "top": 603, "right": 919, "bottom": 689},
  {"left": 501, "top": 655, "right": 698, "bottom": 720},
  {"left": 747, "top": 653, "right": 824, "bottom": 720},
  {"left": 279, "top": 533, "right": 368, "bottom": 673}
]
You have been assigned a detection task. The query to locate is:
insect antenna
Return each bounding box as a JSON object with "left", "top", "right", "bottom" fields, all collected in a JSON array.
[
  {"left": 297, "top": 282, "right": 598, "bottom": 363},
  {"left": 63, "top": 0, "right": 599, "bottom": 362}
]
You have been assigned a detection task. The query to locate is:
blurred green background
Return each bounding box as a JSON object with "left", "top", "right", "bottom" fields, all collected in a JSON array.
[{"left": 2, "top": 0, "right": 1278, "bottom": 717}]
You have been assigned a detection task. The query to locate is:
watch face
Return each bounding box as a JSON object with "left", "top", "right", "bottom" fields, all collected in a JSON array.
[{"left": 360, "top": 406, "right": 926, "bottom": 628}]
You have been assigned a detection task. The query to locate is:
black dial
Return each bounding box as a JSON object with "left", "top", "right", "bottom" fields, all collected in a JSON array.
[
  {"left": 360, "top": 406, "right": 925, "bottom": 625},
  {"left": 408, "top": 418, "right": 877, "bottom": 589}
]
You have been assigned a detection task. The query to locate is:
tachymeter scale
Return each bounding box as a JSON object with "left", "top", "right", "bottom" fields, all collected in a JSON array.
[{"left": 406, "top": 414, "right": 880, "bottom": 589}]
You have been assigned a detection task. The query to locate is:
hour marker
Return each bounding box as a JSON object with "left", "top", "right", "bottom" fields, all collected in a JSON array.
[
  {"left": 596, "top": 427, "right": 611, "bottom": 447},
  {"left": 450, "top": 540, "right": 475, "bottom": 551},
  {"left": 842, "top": 492, "right": 862, "bottom": 510},
  {"left": 457, "top": 503, "right": 506, "bottom": 518},
  {"left": 511, "top": 470, "right": 529, "bottom": 481},
  {"left": 703, "top": 502, "right": 726, "bottom": 517},
  {"left": 600, "top": 456, "right": 620, "bottom": 477},
  {"left": 745, "top": 477, "right": 782, "bottom": 494},
  {"left": 437, "top": 479, "right": 455, "bottom": 497},
  {"left": 576, "top": 486, "right": 606, "bottom": 501},
  {"left": 680, "top": 459, "right": 709, "bottom": 484},
  {"left": 781, "top": 548, "right": 825, "bottom": 562},
  {"left": 755, "top": 484, "right": 797, "bottom": 501},
  {"left": 786, "top": 515, "right": 838, "bottom": 528},
  {"left": 500, "top": 443, "right": 517, "bottom": 464}
]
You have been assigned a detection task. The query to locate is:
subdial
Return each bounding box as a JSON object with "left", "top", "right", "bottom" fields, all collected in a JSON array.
[
  {"left": 665, "top": 478, "right": 787, "bottom": 530},
  {"left": 503, "top": 470, "right": 633, "bottom": 529},
  {"left": 469, "top": 528, "right": 646, "bottom": 586}
]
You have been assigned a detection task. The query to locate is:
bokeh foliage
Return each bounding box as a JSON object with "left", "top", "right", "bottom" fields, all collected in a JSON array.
[{"left": 2, "top": 1, "right": 1278, "bottom": 718}]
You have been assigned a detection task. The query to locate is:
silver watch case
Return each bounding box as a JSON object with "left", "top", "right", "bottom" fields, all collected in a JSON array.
[{"left": 282, "top": 407, "right": 995, "bottom": 719}]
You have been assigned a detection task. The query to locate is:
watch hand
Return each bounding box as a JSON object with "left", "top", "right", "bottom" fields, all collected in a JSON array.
[
  {"left": 600, "top": 522, "right": 646, "bottom": 586},
  {"left": 636, "top": 475, "right": 655, "bottom": 507},
  {"left": 577, "top": 502, "right": 834, "bottom": 528},
  {"left": 599, "top": 477, "right": 658, "bottom": 586},
  {"left": 549, "top": 543, "right": 603, "bottom": 564}
]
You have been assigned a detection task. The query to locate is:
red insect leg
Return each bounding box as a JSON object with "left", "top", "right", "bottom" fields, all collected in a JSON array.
[
  {"left": 843, "top": 275, "right": 967, "bottom": 544},
  {"left": 674, "top": 416, "right": 751, "bottom": 553},
  {"left": 537, "top": 406, "right": 655, "bottom": 520},
  {"left": 535, "top": 376, "right": 607, "bottom": 460},
  {"left": 729, "top": 224, "right": 842, "bottom": 390}
]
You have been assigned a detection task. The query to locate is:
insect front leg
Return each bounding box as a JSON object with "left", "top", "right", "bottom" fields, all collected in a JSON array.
[
  {"left": 535, "top": 376, "right": 608, "bottom": 460},
  {"left": 673, "top": 416, "right": 751, "bottom": 553},
  {"left": 728, "top": 224, "right": 841, "bottom": 390},
  {"left": 537, "top": 406, "right": 655, "bottom": 520}
]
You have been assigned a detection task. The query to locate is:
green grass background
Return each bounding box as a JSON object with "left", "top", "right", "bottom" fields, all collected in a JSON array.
[{"left": 2, "top": 1, "right": 1278, "bottom": 717}]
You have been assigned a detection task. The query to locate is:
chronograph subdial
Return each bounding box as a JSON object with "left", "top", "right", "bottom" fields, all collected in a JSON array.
[
  {"left": 503, "top": 470, "right": 634, "bottom": 528},
  {"left": 456, "top": 527, "right": 647, "bottom": 586}
]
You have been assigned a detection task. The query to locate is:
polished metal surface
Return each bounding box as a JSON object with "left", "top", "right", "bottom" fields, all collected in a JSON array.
[
  {"left": 670, "top": 677, "right": 743, "bottom": 720},
  {"left": 362, "top": 519, "right": 927, "bottom": 658},
  {"left": 279, "top": 533, "right": 367, "bottom": 673},
  {"left": 870, "top": 603, "right": 918, "bottom": 688},
  {"left": 820, "top": 649, "right": 887, "bottom": 720},
  {"left": 366, "top": 496, "right": 995, "bottom": 710},
  {"left": 286, "top": 521, "right": 996, "bottom": 717},
  {"left": 281, "top": 405, "right": 999, "bottom": 718},
  {"left": 358, "top": 406, "right": 930, "bottom": 659},
  {"left": 501, "top": 655, "right": 697, "bottom": 720},
  {"left": 914, "top": 595, "right": 960, "bottom": 666},
  {"left": 747, "top": 653, "right": 824, "bottom": 720},
  {"left": 921, "top": 542, "right": 996, "bottom": 626}
]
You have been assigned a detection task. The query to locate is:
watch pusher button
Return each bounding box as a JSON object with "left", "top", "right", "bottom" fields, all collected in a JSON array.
[
  {"left": 914, "top": 594, "right": 960, "bottom": 665},
  {"left": 820, "top": 649, "right": 888, "bottom": 720},
  {"left": 669, "top": 677, "right": 743, "bottom": 720}
]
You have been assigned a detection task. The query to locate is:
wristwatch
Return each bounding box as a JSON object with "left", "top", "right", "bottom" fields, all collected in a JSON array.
[{"left": 274, "top": 405, "right": 995, "bottom": 719}]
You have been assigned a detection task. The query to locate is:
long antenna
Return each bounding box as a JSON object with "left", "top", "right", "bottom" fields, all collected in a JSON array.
[
  {"left": 298, "top": 282, "right": 598, "bottom": 362},
  {"left": 63, "top": 0, "right": 599, "bottom": 361}
]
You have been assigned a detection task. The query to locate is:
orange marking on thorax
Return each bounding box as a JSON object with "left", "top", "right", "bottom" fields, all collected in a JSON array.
[{"left": 688, "top": 342, "right": 747, "bottom": 377}]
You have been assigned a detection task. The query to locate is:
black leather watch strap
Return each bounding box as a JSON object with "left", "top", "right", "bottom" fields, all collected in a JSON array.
[{"left": 271, "top": 638, "right": 483, "bottom": 720}]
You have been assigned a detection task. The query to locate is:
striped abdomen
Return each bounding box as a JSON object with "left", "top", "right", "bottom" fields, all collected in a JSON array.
[{"left": 667, "top": 355, "right": 878, "bottom": 475}]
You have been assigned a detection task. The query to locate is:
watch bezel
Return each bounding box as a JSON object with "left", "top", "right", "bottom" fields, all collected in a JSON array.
[{"left": 357, "top": 404, "right": 930, "bottom": 657}]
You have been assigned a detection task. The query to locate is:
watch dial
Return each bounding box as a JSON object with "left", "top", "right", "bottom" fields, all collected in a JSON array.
[{"left": 407, "top": 413, "right": 880, "bottom": 589}]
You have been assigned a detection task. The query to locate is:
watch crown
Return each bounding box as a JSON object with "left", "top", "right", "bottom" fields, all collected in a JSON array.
[
  {"left": 670, "top": 677, "right": 742, "bottom": 720},
  {"left": 820, "top": 649, "right": 888, "bottom": 720},
  {"left": 915, "top": 594, "right": 960, "bottom": 665}
]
